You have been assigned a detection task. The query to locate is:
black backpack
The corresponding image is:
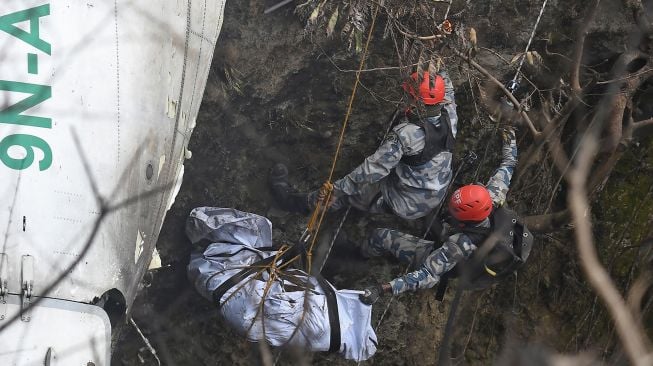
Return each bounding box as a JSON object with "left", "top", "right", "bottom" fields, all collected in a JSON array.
[{"left": 434, "top": 206, "right": 533, "bottom": 300}]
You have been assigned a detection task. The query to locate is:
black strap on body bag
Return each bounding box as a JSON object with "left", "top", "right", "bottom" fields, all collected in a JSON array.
[{"left": 211, "top": 243, "right": 341, "bottom": 353}]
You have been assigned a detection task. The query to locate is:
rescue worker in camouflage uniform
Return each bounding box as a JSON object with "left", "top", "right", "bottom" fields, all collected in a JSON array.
[
  {"left": 358, "top": 127, "right": 518, "bottom": 304},
  {"left": 269, "top": 67, "right": 458, "bottom": 220}
]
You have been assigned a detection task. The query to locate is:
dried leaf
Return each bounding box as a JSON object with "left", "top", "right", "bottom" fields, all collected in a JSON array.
[
  {"left": 402, "top": 35, "right": 409, "bottom": 55},
  {"left": 295, "top": 0, "right": 312, "bottom": 10},
  {"left": 355, "top": 29, "right": 363, "bottom": 53},
  {"left": 526, "top": 51, "right": 534, "bottom": 65},
  {"left": 309, "top": 1, "right": 324, "bottom": 23},
  {"left": 346, "top": 29, "right": 354, "bottom": 51},
  {"left": 350, "top": 3, "right": 366, "bottom": 32},
  {"left": 532, "top": 50, "right": 542, "bottom": 63},
  {"left": 382, "top": 15, "right": 391, "bottom": 39},
  {"left": 327, "top": 6, "right": 339, "bottom": 38},
  {"left": 428, "top": 60, "right": 437, "bottom": 74},
  {"left": 341, "top": 22, "right": 351, "bottom": 39},
  {"left": 510, "top": 53, "right": 522, "bottom": 64},
  {"left": 469, "top": 27, "right": 477, "bottom": 48},
  {"left": 309, "top": 7, "right": 319, "bottom": 23}
]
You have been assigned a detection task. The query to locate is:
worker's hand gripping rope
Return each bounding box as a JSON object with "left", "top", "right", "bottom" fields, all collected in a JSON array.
[
  {"left": 305, "top": 180, "right": 337, "bottom": 261},
  {"left": 316, "top": 181, "right": 337, "bottom": 208}
]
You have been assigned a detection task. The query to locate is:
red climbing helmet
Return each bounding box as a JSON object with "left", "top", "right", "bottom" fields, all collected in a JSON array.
[
  {"left": 448, "top": 184, "right": 493, "bottom": 222},
  {"left": 402, "top": 71, "right": 445, "bottom": 105}
]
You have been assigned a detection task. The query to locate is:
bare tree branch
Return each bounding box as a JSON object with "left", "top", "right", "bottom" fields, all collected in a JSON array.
[
  {"left": 623, "top": 0, "right": 653, "bottom": 42},
  {"left": 567, "top": 135, "right": 652, "bottom": 366},
  {"left": 627, "top": 272, "right": 653, "bottom": 321},
  {"left": 452, "top": 49, "right": 541, "bottom": 138},
  {"left": 632, "top": 117, "right": 653, "bottom": 130},
  {"left": 570, "top": 0, "right": 601, "bottom": 94},
  {"left": 523, "top": 210, "right": 570, "bottom": 233}
]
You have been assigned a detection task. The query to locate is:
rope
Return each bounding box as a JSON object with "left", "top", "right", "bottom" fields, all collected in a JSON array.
[
  {"left": 443, "top": 0, "right": 453, "bottom": 20},
  {"left": 305, "top": 5, "right": 381, "bottom": 273},
  {"left": 131, "top": 317, "right": 161, "bottom": 366},
  {"left": 436, "top": 283, "right": 464, "bottom": 366},
  {"left": 368, "top": 201, "right": 444, "bottom": 364},
  {"left": 217, "top": 15, "right": 387, "bottom": 347},
  {"left": 327, "top": 7, "right": 379, "bottom": 183},
  {"left": 511, "top": 0, "right": 548, "bottom": 84},
  {"left": 264, "top": 0, "right": 293, "bottom": 14},
  {"left": 318, "top": 206, "right": 351, "bottom": 273}
]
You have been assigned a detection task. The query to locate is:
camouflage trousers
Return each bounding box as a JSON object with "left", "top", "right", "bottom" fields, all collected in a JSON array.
[
  {"left": 364, "top": 228, "right": 451, "bottom": 294},
  {"left": 362, "top": 228, "right": 435, "bottom": 270},
  {"left": 307, "top": 181, "right": 390, "bottom": 215}
]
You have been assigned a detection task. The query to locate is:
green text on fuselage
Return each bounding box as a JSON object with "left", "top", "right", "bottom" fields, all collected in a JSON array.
[{"left": 0, "top": 4, "right": 52, "bottom": 171}]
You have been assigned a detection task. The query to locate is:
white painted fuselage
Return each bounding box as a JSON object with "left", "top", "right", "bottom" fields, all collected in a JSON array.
[{"left": 0, "top": 1, "right": 226, "bottom": 364}]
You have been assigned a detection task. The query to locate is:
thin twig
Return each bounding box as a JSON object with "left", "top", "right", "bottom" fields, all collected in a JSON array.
[
  {"left": 478, "top": 46, "right": 546, "bottom": 93},
  {"left": 595, "top": 67, "right": 653, "bottom": 84},
  {"left": 393, "top": 20, "right": 445, "bottom": 41},
  {"left": 461, "top": 293, "right": 484, "bottom": 357},
  {"left": 453, "top": 49, "right": 540, "bottom": 138}
]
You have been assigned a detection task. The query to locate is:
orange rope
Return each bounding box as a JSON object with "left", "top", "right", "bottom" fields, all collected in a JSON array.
[
  {"left": 328, "top": 6, "right": 380, "bottom": 183},
  {"left": 220, "top": 6, "right": 381, "bottom": 322},
  {"left": 305, "top": 5, "right": 381, "bottom": 272}
]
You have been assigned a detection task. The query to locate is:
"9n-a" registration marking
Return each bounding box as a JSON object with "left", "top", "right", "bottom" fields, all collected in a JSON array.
[{"left": 0, "top": 4, "right": 52, "bottom": 171}]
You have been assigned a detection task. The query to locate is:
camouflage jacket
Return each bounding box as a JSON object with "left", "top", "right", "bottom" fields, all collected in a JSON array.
[
  {"left": 333, "top": 71, "right": 458, "bottom": 220},
  {"left": 389, "top": 129, "right": 518, "bottom": 295}
]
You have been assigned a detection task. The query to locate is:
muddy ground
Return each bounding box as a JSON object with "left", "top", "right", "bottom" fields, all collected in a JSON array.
[{"left": 113, "top": 1, "right": 651, "bottom": 365}]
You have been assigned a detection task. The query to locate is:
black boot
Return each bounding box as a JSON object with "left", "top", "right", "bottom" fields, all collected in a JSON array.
[{"left": 268, "top": 163, "right": 311, "bottom": 214}]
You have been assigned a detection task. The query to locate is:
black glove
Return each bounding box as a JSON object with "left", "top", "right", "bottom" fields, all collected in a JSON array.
[
  {"left": 502, "top": 80, "right": 520, "bottom": 109},
  {"left": 359, "top": 284, "right": 389, "bottom": 305},
  {"left": 505, "top": 79, "right": 519, "bottom": 94}
]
